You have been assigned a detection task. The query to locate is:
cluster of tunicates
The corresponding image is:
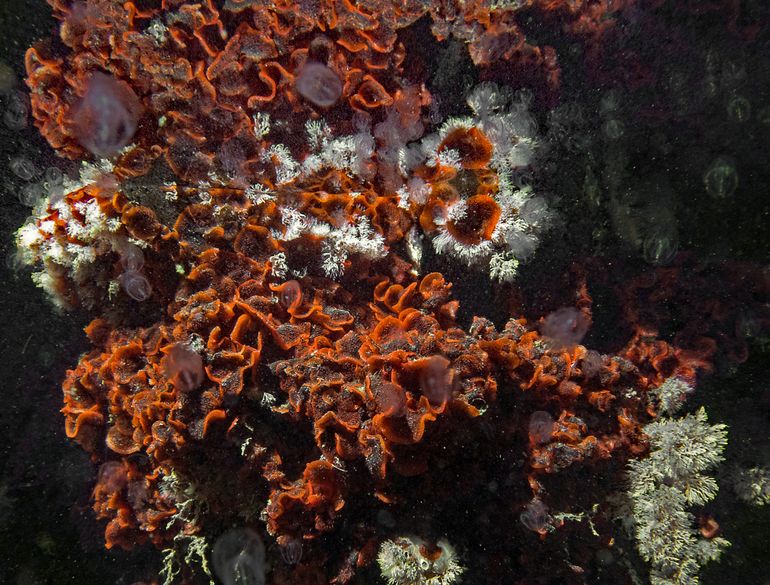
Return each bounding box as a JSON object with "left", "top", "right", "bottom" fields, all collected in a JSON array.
[
  {"left": 116, "top": 243, "right": 152, "bottom": 302},
  {"left": 599, "top": 89, "right": 624, "bottom": 142},
  {"left": 10, "top": 160, "right": 65, "bottom": 208}
]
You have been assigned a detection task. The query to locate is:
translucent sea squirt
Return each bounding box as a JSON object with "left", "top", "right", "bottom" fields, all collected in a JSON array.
[
  {"left": 163, "top": 343, "right": 204, "bottom": 392},
  {"left": 295, "top": 62, "right": 343, "bottom": 107},
  {"left": 72, "top": 72, "right": 142, "bottom": 157},
  {"left": 118, "top": 270, "right": 152, "bottom": 301},
  {"left": 212, "top": 527, "right": 266, "bottom": 585}
]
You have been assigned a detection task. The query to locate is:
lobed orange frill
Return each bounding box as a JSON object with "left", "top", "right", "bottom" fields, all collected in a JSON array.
[{"left": 26, "top": 0, "right": 639, "bottom": 180}]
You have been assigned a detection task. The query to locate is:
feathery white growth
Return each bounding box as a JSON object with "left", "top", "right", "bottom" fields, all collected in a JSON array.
[
  {"left": 407, "top": 177, "right": 430, "bottom": 206},
  {"left": 651, "top": 377, "right": 695, "bottom": 415},
  {"left": 406, "top": 226, "right": 423, "bottom": 270},
  {"left": 253, "top": 112, "right": 271, "bottom": 139},
  {"left": 377, "top": 536, "right": 464, "bottom": 585},
  {"left": 264, "top": 144, "right": 300, "bottom": 185},
  {"left": 268, "top": 252, "right": 288, "bottom": 280},
  {"left": 438, "top": 116, "right": 475, "bottom": 138},
  {"left": 245, "top": 183, "right": 275, "bottom": 205},
  {"left": 489, "top": 251, "right": 520, "bottom": 282},
  {"left": 437, "top": 148, "right": 462, "bottom": 169},
  {"left": 146, "top": 19, "right": 168, "bottom": 45},
  {"left": 626, "top": 407, "right": 729, "bottom": 585},
  {"left": 321, "top": 217, "right": 386, "bottom": 279},
  {"left": 299, "top": 118, "right": 377, "bottom": 178},
  {"left": 306, "top": 119, "right": 332, "bottom": 149},
  {"left": 420, "top": 134, "right": 442, "bottom": 167},
  {"left": 396, "top": 186, "right": 410, "bottom": 209},
  {"left": 467, "top": 81, "right": 513, "bottom": 119},
  {"left": 279, "top": 207, "right": 309, "bottom": 241},
  {"left": 432, "top": 229, "right": 495, "bottom": 265},
  {"left": 446, "top": 199, "right": 468, "bottom": 223},
  {"left": 78, "top": 159, "right": 115, "bottom": 184}
]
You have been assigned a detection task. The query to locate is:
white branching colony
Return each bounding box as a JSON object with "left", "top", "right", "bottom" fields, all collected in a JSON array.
[
  {"left": 626, "top": 407, "right": 729, "bottom": 585},
  {"left": 14, "top": 160, "right": 134, "bottom": 309},
  {"left": 15, "top": 82, "right": 549, "bottom": 309}
]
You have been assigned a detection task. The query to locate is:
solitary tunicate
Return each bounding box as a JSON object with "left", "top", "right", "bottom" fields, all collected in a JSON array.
[
  {"left": 529, "top": 411, "right": 554, "bottom": 445},
  {"left": 726, "top": 95, "right": 751, "bottom": 123},
  {"left": 758, "top": 105, "right": 770, "bottom": 126},
  {"left": 119, "top": 242, "right": 145, "bottom": 272},
  {"left": 18, "top": 183, "right": 44, "bottom": 207},
  {"left": 4, "top": 90, "right": 29, "bottom": 130},
  {"left": 703, "top": 156, "right": 738, "bottom": 199},
  {"left": 163, "top": 343, "right": 204, "bottom": 392},
  {"left": 642, "top": 226, "right": 678, "bottom": 266},
  {"left": 520, "top": 498, "right": 549, "bottom": 533},
  {"left": 9, "top": 157, "right": 39, "bottom": 181},
  {"left": 44, "top": 166, "right": 64, "bottom": 187},
  {"left": 295, "top": 62, "right": 343, "bottom": 108},
  {"left": 541, "top": 307, "right": 590, "bottom": 348},
  {"left": 73, "top": 72, "right": 142, "bottom": 157},
  {"left": 601, "top": 118, "right": 624, "bottom": 141},
  {"left": 212, "top": 527, "right": 266, "bottom": 585},
  {"left": 118, "top": 270, "right": 152, "bottom": 301},
  {"left": 0, "top": 61, "right": 15, "bottom": 94}
]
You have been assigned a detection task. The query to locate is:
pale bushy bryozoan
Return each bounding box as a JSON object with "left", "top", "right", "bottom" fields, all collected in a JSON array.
[
  {"left": 377, "top": 535, "right": 464, "bottom": 585},
  {"left": 626, "top": 408, "right": 729, "bottom": 585}
]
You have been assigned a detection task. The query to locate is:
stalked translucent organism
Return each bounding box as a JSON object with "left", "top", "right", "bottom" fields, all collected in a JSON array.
[
  {"left": 211, "top": 527, "right": 266, "bottom": 585},
  {"left": 72, "top": 72, "right": 142, "bottom": 157},
  {"left": 279, "top": 537, "right": 303, "bottom": 565},
  {"left": 295, "top": 62, "right": 342, "bottom": 107},
  {"left": 418, "top": 355, "right": 455, "bottom": 406},
  {"left": 377, "top": 535, "right": 464, "bottom": 585},
  {"left": 520, "top": 498, "right": 550, "bottom": 534},
  {"left": 541, "top": 307, "right": 589, "bottom": 348},
  {"left": 18, "top": 183, "right": 44, "bottom": 207},
  {"left": 703, "top": 156, "right": 738, "bottom": 199},
  {"left": 9, "top": 156, "right": 39, "bottom": 181},
  {"left": 163, "top": 343, "right": 204, "bottom": 393},
  {"left": 118, "top": 242, "right": 145, "bottom": 273},
  {"left": 4, "top": 89, "right": 29, "bottom": 130},
  {"left": 118, "top": 270, "right": 152, "bottom": 301},
  {"left": 642, "top": 224, "right": 678, "bottom": 266},
  {"left": 726, "top": 95, "right": 751, "bottom": 123},
  {"left": 529, "top": 411, "right": 554, "bottom": 445}
]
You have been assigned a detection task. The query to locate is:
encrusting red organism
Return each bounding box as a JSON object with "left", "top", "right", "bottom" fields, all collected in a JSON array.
[{"left": 15, "top": 0, "right": 770, "bottom": 583}]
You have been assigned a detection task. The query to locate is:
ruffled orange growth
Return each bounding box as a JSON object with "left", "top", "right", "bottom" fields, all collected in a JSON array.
[
  {"left": 439, "top": 127, "right": 493, "bottom": 170},
  {"left": 446, "top": 194, "right": 501, "bottom": 245},
  {"left": 92, "top": 460, "right": 175, "bottom": 550},
  {"left": 265, "top": 460, "right": 346, "bottom": 539},
  {"left": 59, "top": 225, "right": 713, "bottom": 552}
]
